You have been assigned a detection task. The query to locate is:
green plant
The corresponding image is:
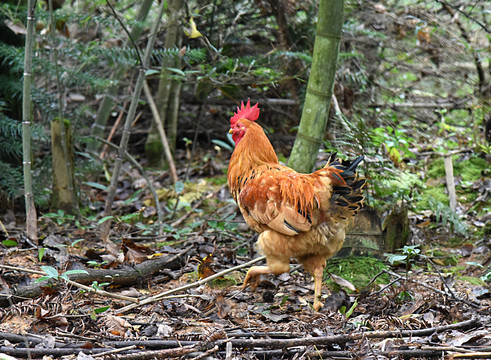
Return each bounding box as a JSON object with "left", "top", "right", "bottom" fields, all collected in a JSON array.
[
  {"left": 385, "top": 244, "right": 421, "bottom": 277},
  {"left": 429, "top": 199, "right": 468, "bottom": 236},
  {"left": 90, "top": 306, "right": 110, "bottom": 320},
  {"left": 371, "top": 125, "right": 415, "bottom": 165},
  {"left": 481, "top": 268, "right": 491, "bottom": 282},
  {"left": 35, "top": 266, "right": 88, "bottom": 283},
  {"left": 42, "top": 209, "right": 76, "bottom": 226}
]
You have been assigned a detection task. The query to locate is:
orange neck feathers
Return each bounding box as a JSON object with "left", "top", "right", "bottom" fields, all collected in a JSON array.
[{"left": 227, "top": 120, "right": 278, "bottom": 193}]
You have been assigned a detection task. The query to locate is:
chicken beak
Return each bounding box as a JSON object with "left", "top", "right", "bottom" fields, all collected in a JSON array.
[{"left": 228, "top": 129, "right": 233, "bottom": 134}]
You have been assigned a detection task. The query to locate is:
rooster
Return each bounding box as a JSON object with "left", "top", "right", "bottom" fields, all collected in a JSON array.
[{"left": 227, "top": 100, "right": 365, "bottom": 310}]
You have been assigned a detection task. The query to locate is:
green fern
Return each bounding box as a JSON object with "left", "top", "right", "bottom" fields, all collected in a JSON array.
[
  {"left": 429, "top": 199, "right": 469, "bottom": 236},
  {"left": 0, "top": 160, "right": 23, "bottom": 201}
]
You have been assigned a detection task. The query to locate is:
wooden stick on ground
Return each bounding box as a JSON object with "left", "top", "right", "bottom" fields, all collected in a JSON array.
[
  {"left": 0, "top": 264, "right": 138, "bottom": 303},
  {"left": 116, "top": 255, "right": 266, "bottom": 314}
]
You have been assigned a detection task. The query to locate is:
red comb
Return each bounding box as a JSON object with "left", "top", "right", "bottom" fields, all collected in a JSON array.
[{"left": 230, "top": 99, "right": 260, "bottom": 126}]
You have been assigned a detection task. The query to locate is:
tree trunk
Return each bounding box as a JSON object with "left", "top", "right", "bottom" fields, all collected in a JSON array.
[
  {"left": 51, "top": 118, "right": 77, "bottom": 212},
  {"left": 288, "top": 0, "right": 344, "bottom": 173},
  {"left": 145, "top": 0, "right": 183, "bottom": 167},
  {"left": 48, "top": 0, "right": 79, "bottom": 216}
]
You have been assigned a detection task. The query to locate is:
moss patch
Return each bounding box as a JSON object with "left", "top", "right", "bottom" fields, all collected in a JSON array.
[
  {"left": 208, "top": 175, "right": 228, "bottom": 185},
  {"left": 457, "top": 276, "right": 487, "bottom": 286},
  {"left": 414, "top": 186, "right": 448, "bottom": 210},
  {"left": 458, "top": 157, "right": 487, "bottom": 182},
  {"left": 426, "top": 156, "right": 487, "bottom": 182},
  {"left": 325, "top": 256, "right": 389, "bottom": 289},
  {"left": 426, "top": 158, "right": 446, "bottom": 179}
]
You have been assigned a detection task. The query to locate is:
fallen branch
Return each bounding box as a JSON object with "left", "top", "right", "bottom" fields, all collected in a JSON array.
[
  {"left": 0, "top": 264, "right": 138, "bottom": 303},
  {"left": 116, "top": 255, "right": 266, "bottom": 314},
  {"left": 216, "top": 318, "right": 480, "bottom": 349},
  {"left": 217, "top": 348, "right": 491, "bottom": 359},
  {"left": 0, "top": 246, "right": 192, "bottom": 307},
  {"left": 0, "top": 346, "right": 111, "bottom": 357}
]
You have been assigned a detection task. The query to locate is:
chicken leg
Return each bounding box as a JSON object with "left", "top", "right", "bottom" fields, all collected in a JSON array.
[
  {"left": 312, "top": 265, "right": 325, "bottom": 311},
  {"left": 299, "top": 255, "right": 327, "bottom": 311}
]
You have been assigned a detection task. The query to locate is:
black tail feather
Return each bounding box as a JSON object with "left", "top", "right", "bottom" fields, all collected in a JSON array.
[
  {"left": 347, "top": 155, "right": 364, "bottom": 173},
  {"left": 328, "top": 154, "right": 366, "bottom": 213}
]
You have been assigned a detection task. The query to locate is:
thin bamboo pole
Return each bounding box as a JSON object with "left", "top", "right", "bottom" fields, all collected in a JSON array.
[{"left": 22, "top": 0, "right": 38, "bottom": 242}]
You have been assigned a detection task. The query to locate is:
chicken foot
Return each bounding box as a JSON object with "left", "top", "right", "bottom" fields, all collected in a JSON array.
[
  {"left": 242, "top": 259, "right": 290, "bottom": 291},
  {"left": 242, "top": 266, "right": 270, "bottom": 290}
]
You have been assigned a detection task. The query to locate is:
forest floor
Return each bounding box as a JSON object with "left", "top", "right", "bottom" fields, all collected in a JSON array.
[{"left": 0, "top": 152, "right": 490, "bottom": 360}]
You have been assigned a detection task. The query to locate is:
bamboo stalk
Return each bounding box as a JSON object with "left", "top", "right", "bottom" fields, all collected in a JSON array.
[
  {"left": 288, "top": 0, "right": 344, "bottom": 173},
  {"left": 22, "top": 0, "right": 38, "bottom": 242}
]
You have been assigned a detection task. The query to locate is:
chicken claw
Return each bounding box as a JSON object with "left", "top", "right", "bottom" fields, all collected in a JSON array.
[
  {"left": 242, "top": 265, "right": 270, "bottom": 291},
  {"left": 313, "top": 299, "right": 324, "bottom": 311}
]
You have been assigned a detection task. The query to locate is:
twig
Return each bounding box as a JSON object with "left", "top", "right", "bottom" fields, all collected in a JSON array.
[
  {"left": 116, "top": 255, "right": 266, "bottom": 314},
  {"left": 100, "top": 99, "right": 129, "bottom": 159},
  {"left": 191, "top": 345, "right": 220, "bottom": 360},
  {"left": 95, "top": 136, "right": 164, "bottom": 235},
  {"left": 110, "top": 343, "right": 202, "bottom": 360},
  {"left": 383, "top": 269, "right": 481, "bottom": 308},
  {"left": 142, "top": 80, "right": 178, "bottom": 183},
  {"left": 425, "top": 257, "right": 481, "bottom": 308},
  {"left": 433, "top": 0, "right": 489, "bottom": 33},
  {"left": 0, "top": 264, "right": 139, "bottom": 303},
  {"left": 94, "top": 345, "right": 137, "bottom": 357},
  {"left": 451, "top": 352, "right": 491, "bottom": 359},
  {"left": 368, "top": 101, "right": 470, "bottom": 109}
]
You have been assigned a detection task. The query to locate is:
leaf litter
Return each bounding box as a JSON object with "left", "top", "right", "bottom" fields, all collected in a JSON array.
[{"left": 0, "top": 160, "right": 490, "bottom": 359}]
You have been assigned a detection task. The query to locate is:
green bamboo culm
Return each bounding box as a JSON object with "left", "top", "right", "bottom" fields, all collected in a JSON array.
[
  {"left": 288, "top": 0, "right": 344, "bottom": 173},
  {"left": 22, "top": 0, "right": 38, "bottom": 242}
]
